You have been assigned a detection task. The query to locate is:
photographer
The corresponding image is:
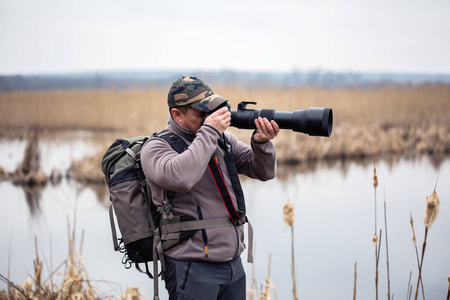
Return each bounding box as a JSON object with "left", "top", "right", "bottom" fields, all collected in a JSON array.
[{"left": 141, "top": 76, "right": 279, "bottom": 300}]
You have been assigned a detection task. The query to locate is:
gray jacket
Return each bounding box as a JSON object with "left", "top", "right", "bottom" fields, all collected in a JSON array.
[{"left": 141, "top": 116, "right": 276, "bottom": 262}]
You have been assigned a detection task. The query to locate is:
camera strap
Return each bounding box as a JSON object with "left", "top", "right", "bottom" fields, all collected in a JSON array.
[{"left": 207, "top": 135, "right": 246, "bottom": 224}]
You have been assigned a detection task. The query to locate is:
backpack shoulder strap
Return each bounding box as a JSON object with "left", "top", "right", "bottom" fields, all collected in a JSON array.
[
  {"left": 152, "top": 129, "right": 187, "bottom": 154},
  {"left": 150, "top": 130, "right": 188, "bottom": 220}
]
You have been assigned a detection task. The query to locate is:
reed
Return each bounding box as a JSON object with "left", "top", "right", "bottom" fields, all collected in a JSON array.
[
  {"left": 373, "top": 163, "right": 378, "bottom": 239},
  {"left": 0, "top": 165, "right": 8, "bottom": 181},
  {"left": 375, "top": 229, "right": 382, "bottom": 300},
  {"left": 283, "top": 199, "right": 298, "bottom": 300},
  {"left": 258, "top": 253, "right": 278, "bottom": 300},
  {"left": 0, "top": 224, "right": 95, "bottom": 299},
  {"left": 10, "top": 130, "right": 48, "bottom": 186},
  {"left": 384, "top": 190, "right": 391, "bottom": 300},
  {"left": 248, "top": 243, "right": 257, "bottom": 300},
  {"left": 0, "top": 215, "right": 141, "bottom": 299},
  {"left": 122, "top": 287, "right": 145, "bottom": 300},
  {"left": 407, "top": 271, "right": 412, "bottom": 300},
  {"left": 414, "top": 174, "right": 441, "bottom": 300},
  {"left": 247, "top": 247, "right": 278, "bottom": 300},
  {"left": 67, "top": 151, "right": 105, "bottom": 184},
  {"left": 409, "top": 212, "right": 425, "bottom": 298},
  {"left": 447, "top": 276, "right": 449, "bottom": 300},
  {"left": 372, "top": 162, "right": 382, "bottom": 300},
  {"left": 353, "top": 262, "right": 357, "bottom": 300}
]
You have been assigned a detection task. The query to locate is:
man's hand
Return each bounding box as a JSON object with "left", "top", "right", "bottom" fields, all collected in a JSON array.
[
  {"left": 253, "top": 117, "right": 280, "bottom": 143},
  {"left": 203, "top": 107, "right": 231, "bottom": 134}
]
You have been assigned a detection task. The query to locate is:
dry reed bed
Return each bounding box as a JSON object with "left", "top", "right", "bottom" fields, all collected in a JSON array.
[
  {"left": 1, "top": 84, "right": 449, "bottom": 183},
  {"left": 0, "top": 218, "right": 143, "bottom": 300},
  {"left": 271, "top": 121, "right": 449, "bottom": 163},
  {"left": 1, "top": 84, "right": 449, "bottom": 132}
]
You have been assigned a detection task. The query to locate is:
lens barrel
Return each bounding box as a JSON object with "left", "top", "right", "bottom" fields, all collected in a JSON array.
[{"left": 230, "top": 102, "right": 333, "bottom": 137}]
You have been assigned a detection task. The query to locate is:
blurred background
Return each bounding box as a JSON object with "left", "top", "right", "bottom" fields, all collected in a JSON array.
[{"left": 1, "top": 1, "right": 449, "bottom": 299}]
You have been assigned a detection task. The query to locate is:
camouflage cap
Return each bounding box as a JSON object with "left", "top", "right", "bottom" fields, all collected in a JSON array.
[{"left": 167, "top": 76, "right": 228, "bottom": 112}]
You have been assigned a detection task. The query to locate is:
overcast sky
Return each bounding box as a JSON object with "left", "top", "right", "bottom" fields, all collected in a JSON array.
[{"left": 1, "top": 0, "right": 449, "bottom": 75}]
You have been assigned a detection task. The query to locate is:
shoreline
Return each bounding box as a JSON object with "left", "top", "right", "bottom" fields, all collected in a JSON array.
[{"left": 0, "top": 124, "right": 448, "bottom": 186}]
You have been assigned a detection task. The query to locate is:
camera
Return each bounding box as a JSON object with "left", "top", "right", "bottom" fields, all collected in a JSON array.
[{"left": 229, "top": 101, "right": 333, "bottom": 137}]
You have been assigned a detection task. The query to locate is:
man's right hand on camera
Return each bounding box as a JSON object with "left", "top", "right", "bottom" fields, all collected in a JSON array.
[{"left": 204, "top": 107, "right": 231, "bottom": 134}]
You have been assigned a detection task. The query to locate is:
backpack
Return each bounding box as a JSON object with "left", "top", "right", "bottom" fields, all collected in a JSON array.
[{"left": 101, "top": 130, "right": 187, "bottom": 298}]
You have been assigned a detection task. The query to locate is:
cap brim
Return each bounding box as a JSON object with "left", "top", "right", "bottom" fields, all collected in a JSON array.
[{"left": 189, "top": 94, "right": 228, "bottom": 112}]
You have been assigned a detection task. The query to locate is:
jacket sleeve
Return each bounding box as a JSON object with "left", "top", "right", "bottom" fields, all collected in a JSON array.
[
  {"left": 226, "top": 132, "right": 277, "bottom": 181},
  {"left": 141, "top": 126, "right": 219, "bottom": 193}
]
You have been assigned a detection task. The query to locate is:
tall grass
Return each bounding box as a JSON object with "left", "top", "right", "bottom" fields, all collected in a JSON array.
[
  {"left": 1, "top": 84, "right": 449, "bottom": 131},
  {"left": 0, "top": 210, "right": 141, "bottom": 299},
  {"left": 1, "top": 84, "right": 450, "bottom": 163},
  {"left": 372, "top": 163, "right": 382, "bottom": 300},
  {"left": 2, "top": 218, "right": 95, "bottom": 299},
  {"left": 414, "top": 175, "right": 441, "bottom": 300},
  {"left": 283, "top": 199, "right": 297, "bottom": 300},
  {"left": 0, "top": 89, "right": 167, "bottom": 132},
  {"left": 353, "top": 262, "right": 357, "bottom": 300},
  {"left": 447, "top": 276, "right": 450, "bottom": 300},
  {"left": 384, "top": 191, "right": 391, "bottom": 300}
]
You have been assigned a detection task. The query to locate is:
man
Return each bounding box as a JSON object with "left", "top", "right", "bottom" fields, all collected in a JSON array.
[{"left": 141, "top": 76, "right": 279, "bottom": 300}]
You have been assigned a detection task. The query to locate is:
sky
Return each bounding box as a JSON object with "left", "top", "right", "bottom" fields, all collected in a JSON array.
[{"left": 1, "top": 0, "right": 450, "bottom": 75}]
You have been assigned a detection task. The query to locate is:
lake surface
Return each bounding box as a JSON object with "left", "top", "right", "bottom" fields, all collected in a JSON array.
[{"left": 0, "top": 133, "right": 449, "bottom": 300}]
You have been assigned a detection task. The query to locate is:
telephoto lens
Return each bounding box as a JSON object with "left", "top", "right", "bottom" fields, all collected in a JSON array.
[{"left": 230, "top": 101, "right": 333, "bottom": 137}]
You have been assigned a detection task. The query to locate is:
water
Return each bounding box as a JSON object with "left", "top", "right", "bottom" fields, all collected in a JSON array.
[{"left": 0, "top": 133, "right": 449, "bottom": 299}]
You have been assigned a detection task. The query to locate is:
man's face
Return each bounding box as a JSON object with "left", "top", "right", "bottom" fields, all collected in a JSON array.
[{"left": 173, "top": 107, "right": 206, "bottom": 135}]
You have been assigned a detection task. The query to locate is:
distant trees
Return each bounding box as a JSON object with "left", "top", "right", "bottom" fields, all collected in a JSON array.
[{"left": 1, "top": 70, "right": 449, "bottom": 92}]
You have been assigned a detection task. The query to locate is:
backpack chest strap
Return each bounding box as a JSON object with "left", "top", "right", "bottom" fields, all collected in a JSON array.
[{"left": 161, "top": 217, "right": 233, "bottom": 235}]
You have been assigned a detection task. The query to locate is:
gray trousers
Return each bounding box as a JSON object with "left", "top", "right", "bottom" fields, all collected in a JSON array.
[{"left": 164, "top": 256, "right": 246, "bottom": 300}]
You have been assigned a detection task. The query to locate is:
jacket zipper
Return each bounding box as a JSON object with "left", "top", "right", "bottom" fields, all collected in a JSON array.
[{"left": 196, "top": 206, "right": 208, "bottom": 258}]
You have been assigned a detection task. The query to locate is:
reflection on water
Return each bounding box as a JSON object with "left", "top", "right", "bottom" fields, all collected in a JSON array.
[
  {"left": 269, "top": 153, "right": 446, "bottom": 182},
  {"left": 22, "top": 184, "right": 45, "bottom": 217},
  {"left": 0, "top": 133, "right": 449, "bottom": 300}
]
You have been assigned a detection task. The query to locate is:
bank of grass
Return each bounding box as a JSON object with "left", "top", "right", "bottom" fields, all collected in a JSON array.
[
  {"left": 0, "top": 220, "right": 143, "bottom": 300},
  {"left": 1, "top": 84, "right": 449, "bottom": 165}
]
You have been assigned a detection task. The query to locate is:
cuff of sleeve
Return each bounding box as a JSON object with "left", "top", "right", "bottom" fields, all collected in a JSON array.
[
  {"left": 202, "top": 124, "right": 221, "bottom": 137},
  {"left": 251, "top": 129, "right": 269, "bottom": 144}
]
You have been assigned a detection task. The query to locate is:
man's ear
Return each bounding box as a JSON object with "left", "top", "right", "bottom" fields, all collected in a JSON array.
[{"left": 171, "top": 108, "right": 182, "bottom": 122}]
